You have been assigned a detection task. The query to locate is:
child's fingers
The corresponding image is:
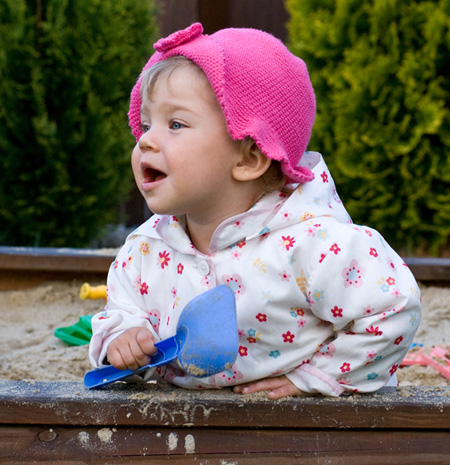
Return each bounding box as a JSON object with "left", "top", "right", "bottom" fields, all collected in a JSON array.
[{"left": 135, "top": 327, "right": 157, "bottom": 357}]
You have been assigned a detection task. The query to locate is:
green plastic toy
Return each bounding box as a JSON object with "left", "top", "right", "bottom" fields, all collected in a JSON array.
[{"left": 54, "top": 315, "right": 93, "bottom": 346}]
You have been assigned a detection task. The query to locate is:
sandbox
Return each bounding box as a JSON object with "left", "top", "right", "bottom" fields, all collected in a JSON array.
[{"left": 0, "top": 247, "right": 449, "bottom": 463}]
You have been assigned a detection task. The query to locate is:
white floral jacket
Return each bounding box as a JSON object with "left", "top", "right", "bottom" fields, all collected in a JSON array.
[{"left": 89, "top": 152, "right": 421, "bottom": 396}]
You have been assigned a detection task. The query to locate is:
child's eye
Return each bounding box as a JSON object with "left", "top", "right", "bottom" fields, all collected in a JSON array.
[
  {"left": 141, "top": 123, "right": 151, "bottom": 133},
  {"left": 170, "top": 121, "right": 184, "bottom": 130}
]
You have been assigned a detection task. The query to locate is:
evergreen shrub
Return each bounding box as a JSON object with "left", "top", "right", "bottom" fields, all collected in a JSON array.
[
  {"left": 286, "top": 0, "right": 450, "bottom": 254},
  {"left": 0, "top": 0, "right": 158, "bottom": 247}
]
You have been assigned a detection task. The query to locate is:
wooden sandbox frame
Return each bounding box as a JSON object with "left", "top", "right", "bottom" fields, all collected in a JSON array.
[{"left": 0, "top": 247, "right": 449, "bottom": 463}]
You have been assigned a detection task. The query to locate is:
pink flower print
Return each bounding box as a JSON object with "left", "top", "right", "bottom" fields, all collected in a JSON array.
[
  {"left": 280, "top": 210, "right": 292, "bottom": 221},
  {"left": 330, "top": 243, "right": 341, "bottom": 255},
  {"left": 331, "top": 306, "right": 343, "bottom": 318},
  {"left": 297, "top": 318, "right": 306, "bottom": 328},
  {"left": 386, "top": 276, "right": 396, "bottom": 286},
  {"left": 280, "top": 235, "right": 295, "bottom": 251},
  {"left": 320, "top": 171, "right": 329, "bottom": 183},
  {"left": 256, "top": 313, "right": 267, "bottom": 322},
  {"left": 316, "top": 342, "right": 336, "bottom": 359},
  {"left": 201, "top": 275, "right": 214, "bottom": 290},
  {"left": 216, "top": 363, "right": 243, "bottom": 385},
  {"left": 369, "top": 248, "right": 378, "bottom": 258},
  {"left": 239, "top": 346, "right": 248, "bottom": 357},
  {"left": 340, "top": 362, "right": 351, "bottom": 373},
  {"left": 238, "top": 329, "right": 246, "bottom": 338},
  {"left": 280, "top": 271, "right": 291, "bottom": 282},
  {"left": 337, "top": 377, "right": 351, "bottom": 385},
  {"left": 171, "top": 287, "right": 177, "bottom": 298},
  {"left": 365, "top": 229, "right": 373, "bottom": 237},
  {"left": 363, "top": 305, "right": 375, "bottom": 315},
  {"left": 148, "top": 309, "right": 161, "bottom": 332},
  {"left": 386, "top": 257, "right": 396, "bottom": 271},
  {"left": 394, "top": 336, "right": 403, "bottom": 345},
  {"left": 177, "top": 263, "right": 184, "bottom": 274},
  {"left": 158, "top": 250, "right": 170, "bottom": 269},
  {"left": 366, "top": 350, "right": 376, "bottom": 360},
  {"left": 231, "top": 250, "right": 241, "bottom": 260},
  {"left": 366, "top": 325, "right": 383, "bottom": 336},
  {"left": 152, "top": 218, "right": 160, "bottom": 228},
  {"left": 341, "top": 260, "right": 366, "bottom": 288},
  {"left": 222, "top": 274, "right": 246, "bottom": 300},
  {"left": 305, "top": 226, "right": 315, "bottom": 236},
  {"left": 391, "top": 288, "right": 402, "bottom": 297},
  {"left": 282, "top": 331, "right": 295, "bottom": 343},
  {"left": 234, "top": 221, "right": 243, "bottom": 229},
  {"left": 139, "top": 241, "right": 150, "bottom": 255},
  {"left": 114, "top": 260, "right": 119, "bottom": 269}
]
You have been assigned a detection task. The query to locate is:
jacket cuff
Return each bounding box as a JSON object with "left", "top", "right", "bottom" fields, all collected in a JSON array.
[{"left": 286, "top": 364, "right": 345, "bottom": 397}]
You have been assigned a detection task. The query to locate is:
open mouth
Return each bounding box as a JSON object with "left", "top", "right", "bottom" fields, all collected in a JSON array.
[{"left": 142, "top": 166, "right": 167, "bottom": 184}]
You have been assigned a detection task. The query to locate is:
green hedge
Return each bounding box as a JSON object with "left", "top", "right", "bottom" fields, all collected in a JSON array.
[
  {"left": 286, "top": 0, "right": 450, "bottom": 255},
  {"left": 0, "top": 0, "right": 158, "bottom": 247}
]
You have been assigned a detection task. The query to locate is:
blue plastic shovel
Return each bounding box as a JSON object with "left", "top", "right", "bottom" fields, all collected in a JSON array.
[{"left": 84, "top": 285, "right": 238, "bottom": 389}]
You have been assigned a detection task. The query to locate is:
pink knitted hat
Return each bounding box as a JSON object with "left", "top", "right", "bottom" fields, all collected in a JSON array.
[{"left": 128, "top": 23, "right": 316, "bottom": 183}]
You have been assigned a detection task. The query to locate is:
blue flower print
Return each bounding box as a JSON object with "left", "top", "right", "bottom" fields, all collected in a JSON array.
[
  {"left": 317, "top": 229, "right": 329, "bottom": 240},
  {"left": 409, "top": 313, "right": 419, "bottom": 327},
  {"left": 259, "top": 226, "right": 271, "bottom": 235},
  {"left": 380, "top": 284, "right": 389, "bottom": 293},
  {"left": 269, "top": 350, "right": 281, "bottom": 359},
  {"left": 367, "top": 372, "right": 379, "bottom": 380},
  {"left": 261, "top": 290, "right": 273, "bottom": 302},
  {"left": 288, "top": 254, "right": 296, "bottom": 265},
  {"left": 312, "top": 289, "right": 325, "bottom": 301},
  {"left": 247, "top": 329, "right": 257, "bottom": 337}
]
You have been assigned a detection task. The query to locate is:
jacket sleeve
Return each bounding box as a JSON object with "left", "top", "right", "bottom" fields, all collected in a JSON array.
[
  {"left": 89, "top": 238, "right": 159, "bottom": 368},
  {"left": 286, "top": 223, "right": 421, "bottom": 396}
]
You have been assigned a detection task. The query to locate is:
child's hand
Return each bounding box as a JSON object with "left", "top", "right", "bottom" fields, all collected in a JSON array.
[
  {"left": 107, "top": 327, "right": 157, "bottom": 371},
  {"left": 233, "top": 375, "right": 307, "bottom": 400}
]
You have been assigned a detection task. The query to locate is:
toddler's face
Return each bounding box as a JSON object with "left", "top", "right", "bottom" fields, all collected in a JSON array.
[{"left": 132, "top": 65, "right": 243, "bottom": 222}]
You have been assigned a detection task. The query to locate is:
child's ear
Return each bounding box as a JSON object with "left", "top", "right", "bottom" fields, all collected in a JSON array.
[{"left": 232, "top": 143, "right": 272, "bottom": 182}]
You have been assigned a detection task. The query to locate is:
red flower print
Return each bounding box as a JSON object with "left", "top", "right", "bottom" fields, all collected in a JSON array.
[
  {"left": 330, "top": 243, "right": 341, "bottom": 255},
  {"left": 364, "top": 229, "right": 372, "bottom": 237},
  {"left": 122, "top": 256, "right": 132, "bottom": 269},
  {"left": 114, "top": 260, "right": 119, "bottom": 269},
  {"left": 256, "top": 313, "right": 267, "bottom": 322},
  {"left": 369, "top": 248, "right": 378, "bottom": 257},
  {"left": 366, "top": 325, "right": 383, "bottom": 336},
  {"left": 386, "top": 276, "right": 396, "bottom": 286},
  {"left": 280, "top": 235, "right": 295, "bottom": 251},
  {"left": 239, "top": 346, "right": 248, "bottom": 357},
  {"left": 340, "top": 362, "right": 351, "bottom": 373},
  {"left": 282, "top": 331, "right": 295, "bottom": 343},
  {"left": 394, "top": 336, "right": 403, "bottom": 345},
  {"left": 331, "top": 306, "right": 343, "bottom": 318},
  {"left": 159, "top": 250, "right": 170, "bottom": 269},
  {"left": 140, "top": 282, "right": 149, "bottom": 295},
  {"left": 177, "top": 263, "right": 184, "bottom": 274},
  {"left": 247, "top": 337, "right": 257, "bottom": 344},
  {"left": 320, "top": 171, "right": 329, "bottom": 183},
  {"left": 291, "top": 307, "right": 305, "bottom": 317},
  {"left": 319, "top": 253, "right": 326, "bottom": 263},
  {"left": 390, "top": 364, "right": 399, "bottom": 376},
  {"left": 236, "top": 240, "right": 246, "bottom": 248}
]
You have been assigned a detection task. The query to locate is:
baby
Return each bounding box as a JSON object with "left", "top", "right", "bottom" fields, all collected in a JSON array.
[{"left": 89, "top": 23, "right": 421, "bottom": 398}]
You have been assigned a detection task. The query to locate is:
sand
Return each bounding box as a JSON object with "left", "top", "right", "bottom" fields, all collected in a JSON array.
[{"left": 0, "top": 280, "right": 448, "bottom": 387}]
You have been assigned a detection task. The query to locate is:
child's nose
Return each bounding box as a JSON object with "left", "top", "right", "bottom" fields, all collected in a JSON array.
[{"left": 138, "top": 128, "right": 160, "bottom": 152}]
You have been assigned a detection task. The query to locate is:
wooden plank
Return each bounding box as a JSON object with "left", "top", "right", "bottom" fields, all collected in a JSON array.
[
  {"left": 404, "top": 257, "right": 450, "bottom": 283},
  {"left": 0, "top": 246, "right": 115, "bottom": 273},
  {"left": 1, "top": 424, "right": 449, "bottom": 463},
  {"left": 0, "top": 381, "right": 449, "bottom": 430}
]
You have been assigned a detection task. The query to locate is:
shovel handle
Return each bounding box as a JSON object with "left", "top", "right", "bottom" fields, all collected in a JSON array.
[{"left": 84, "top": 336, "right": 179, "bottom": 389}]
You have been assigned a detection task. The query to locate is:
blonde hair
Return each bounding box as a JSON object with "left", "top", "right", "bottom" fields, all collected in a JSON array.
[{"left": 140, "top": 57, "right": 292, "bottom": 195}]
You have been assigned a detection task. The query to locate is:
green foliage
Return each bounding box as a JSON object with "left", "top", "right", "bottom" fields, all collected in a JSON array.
[
  {"left": 0, "top": 0, "right": 158, "bottom": 247},
  {"left": 286, "top": 0, "right": 450, "bottom": 255}
]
